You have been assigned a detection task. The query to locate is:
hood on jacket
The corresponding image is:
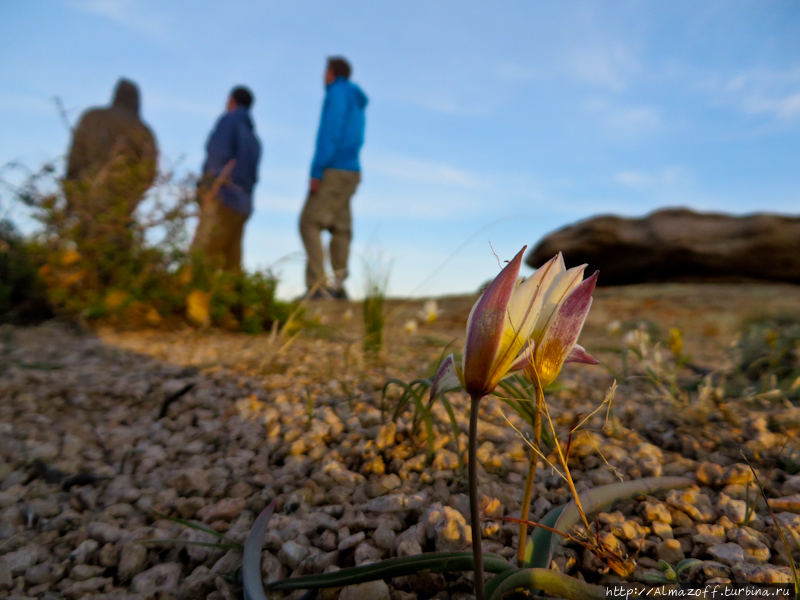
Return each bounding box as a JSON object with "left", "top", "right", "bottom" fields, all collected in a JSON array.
[
  {"left": 350, "top": 83, "right": 368, "bottom": 109},
  {"left": 331, "top": 77, "right": 368, "bottom": 109},
  {"left": 112, "top": 78, "right": 141, "bottom": 116}
]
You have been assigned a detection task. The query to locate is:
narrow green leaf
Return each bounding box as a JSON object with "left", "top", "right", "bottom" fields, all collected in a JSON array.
[
  {"left": 484, "top": 568, "right": 522, "bottom": 599},
  {"left": 497, "top": 380, "right": 528, "bottom": 402},
  {"left": 639, "top": 573, "right": 671, "bottom": 585},
  {"left": 153, "top": 511, "right": 242, "bottom": 548},
  {"left": 675, "top": 558, "right": 702, "bottom": 576},
  {"left": 432, "top": 395, "right": 461, "bottom": 468},
  {"left": 548, "top": 477, "right": 693, "bottom": 563},
  {"left": 486, "top": 568, "right": 605, "bottom": 600},
  {"left": 411, "top": 377, "right": 433, "bottom": 390},
  {"left": 266, "top": 552, "right": 513, "bottom": 591},
  {"left": 136, "top": 539, "right": 240, "bottom": 551},
  {"left": 384, "top": 379, "right": 416, "bottom": 422},
  {"left": 525, "top": 504, "right": 566, "bottom": 569},
  {"left": 243, "top": 501, "right": 276, "bottom": 600},
  {"left": 415, "top": 393, "right": 436, "bottom": 459}
]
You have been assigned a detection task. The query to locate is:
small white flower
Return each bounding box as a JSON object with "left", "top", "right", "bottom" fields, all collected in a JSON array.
[
  {"left": 404, "top": 319, "right": 418, "bottom": 334},
  {"left": 419, "top": 300, "right": 442, "bottom": 324},
  {"left": 623, "top": 329, "right": 650, "bottom": 350}
]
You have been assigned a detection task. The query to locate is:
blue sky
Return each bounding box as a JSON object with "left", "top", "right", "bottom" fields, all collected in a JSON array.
[{"left": 2, "top": 1, "right": 799, "bottom": 299}]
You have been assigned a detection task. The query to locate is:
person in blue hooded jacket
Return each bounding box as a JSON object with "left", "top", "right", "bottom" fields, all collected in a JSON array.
[
  {"left": 299, "top": 57, "right": 368, "bottom": 299},
  {"left": 191, "top": 86, "right": 261, "bottom": 273}
]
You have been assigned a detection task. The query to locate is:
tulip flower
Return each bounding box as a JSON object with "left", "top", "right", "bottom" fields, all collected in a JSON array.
[
  {"left": 429, "top": 250, "right": 599, "bottom": 402},
  {"left": 428, "top": 247, "right": 599, "bottom": 596},
  {"left": 524, "top": 257, "right": 599, "bottom": 388},
  {"left": 518, "top": 256, "right": 599, "bottom": 568}
]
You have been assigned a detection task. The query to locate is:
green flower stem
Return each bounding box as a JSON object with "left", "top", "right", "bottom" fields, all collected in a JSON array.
[
  {"left": 517, "top": 381, "right": 544, "bottom": 567},
  {"left": 517, "top": 448, "right": 537, "bottom": 568},
  {"left": 469, "top": 394, "right": 485, "bottom": 600}
]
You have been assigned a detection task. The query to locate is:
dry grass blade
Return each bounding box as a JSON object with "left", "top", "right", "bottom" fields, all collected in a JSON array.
[
  {"left": 548, "top": 477, "right": 694, "bottom": 568},
  {"left": 741, "top": 452, "right": 800, "bottom": 597}
]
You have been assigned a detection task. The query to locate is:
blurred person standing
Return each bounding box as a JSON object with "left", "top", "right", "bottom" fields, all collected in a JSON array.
[
  {"left": 299, "top": 56, "right": 368, "bottom": 300},
  {"left": 192, "top": 86, "right": 261, "bottom": 273},
  {"left": 64, "top": 77, "right": 158, "bottom": 232}
]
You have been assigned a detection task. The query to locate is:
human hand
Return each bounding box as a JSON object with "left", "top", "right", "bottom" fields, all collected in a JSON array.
[{"left": 309, "top": 178, "right": 321, "bottom": 193}]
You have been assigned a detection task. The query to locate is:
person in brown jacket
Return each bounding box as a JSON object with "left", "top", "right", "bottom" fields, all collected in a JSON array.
[{"left": 64, "top": 78, "right": 158, "bottom": 231}]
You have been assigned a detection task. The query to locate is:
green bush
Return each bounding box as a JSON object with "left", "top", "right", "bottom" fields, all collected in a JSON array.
[
  {"left": 2, "top": 160, "right": 293, "bottom": 333},
  {"left": 0, "top": 219, "right": 51, "bottom": 324}
]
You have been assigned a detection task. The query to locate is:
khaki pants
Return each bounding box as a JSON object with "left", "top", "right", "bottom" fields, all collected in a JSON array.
[
  {"left": 299, "top": 169, "right": 360, "bottom": 291},
  {"left": 191, "top": 198, "right": 249, "bottom": 273}
]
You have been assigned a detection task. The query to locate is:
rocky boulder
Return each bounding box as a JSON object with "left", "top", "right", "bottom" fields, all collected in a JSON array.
[{"left": 526, "top": 208, "right": 800, "bottom": 285}]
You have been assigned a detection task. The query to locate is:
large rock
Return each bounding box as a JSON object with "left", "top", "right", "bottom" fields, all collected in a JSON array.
[{"left": 526, "top": 208, "right": 800, "bottom": 285}]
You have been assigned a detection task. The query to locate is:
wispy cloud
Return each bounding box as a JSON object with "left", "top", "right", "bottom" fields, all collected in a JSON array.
[
  {"left": 70, "top": 0, "right": 172, "bottom": 44},
  {"left": 584, "top": 98, "right": 661, "bottom": 135},
  {"left": 368, "top": 154, "right": 484, "bottom": 188},
  {"left": 563, "top": 40, "right": 640, "bottom": 93},
  {"left": 716, "top": 66, "right": 800, "bottom": 121},
  {"left": 741, "top": 91, "right": 800, "bottom": 120},
  {"left": 614, "top": 166, "right": 692, "bottom": 188},
  {"left": 495, "top": 62, "right": 539, "bottom": 82},
  {"left": 398, "top": 90, "right": 491, "bottom": 116},
  {"left": 355, "top": 188, "right": 484, "bottom": 220}
]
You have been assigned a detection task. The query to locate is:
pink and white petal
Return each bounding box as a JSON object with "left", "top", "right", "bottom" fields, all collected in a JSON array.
[
  {"left": 528, "top": 253, "right": 563, "bottom": 298},
  {"left": 495, "top": 276, "right": 545, "bottom": 381},
  {"left": 505, "top": 267, "right": 549, "bottom": 341},
  {"left": 554, "top": 251, "right": 566, "bottom": 274},
  {"left": 559, "top": 264, "right": 589, "bottom": 297},
  {"left": 534, "top": 271, "right": 599, "bottom": 386},
  {"left": 532, "top": 262, "right": 588, "bottom": 343},
  {"left": 429, "top": 354, "right": 463, "bottom": 402},
  {"left": 565, "top": 344, "right": 600, "bottom": 365},
  {"left": 505, "top": 276, "right": 538, "bottom": 334},
  {"left": 508, "top": 340, "right": 536, "bottom": 372},
  {"left": 463, "top": 247, "right": 525, "bottom": 396}
]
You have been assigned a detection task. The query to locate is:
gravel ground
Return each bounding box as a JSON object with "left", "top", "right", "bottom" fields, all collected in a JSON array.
[{"left": 2, "top": 284, "right": 800, "bottom": 599}]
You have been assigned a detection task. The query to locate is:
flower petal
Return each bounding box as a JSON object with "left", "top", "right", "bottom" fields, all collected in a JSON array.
[
  {"left": 565, "top": 344, "right": 599, "bottom": 365},
  {"left": 534, "top": 271, "right": 599, "bottom": 387},
  {"left": 491, "top": 254, "right": 567, "bottom": 383},
  {"left": 532, "top": 262, "right": 588, "bottom": 343},
  {"left": 492, "top": 276, "right": 545, "bottom": 383},
  {"left": 429, "top": 354, "right": 463, "bottom": 402},
  {"left": 463, "top": 247, "right": 525, "bottom": 396},
  {"left": 504, "top": 263, "right": 551, "bottom": 342},
  {"left": 509, "top": 339, "right": 536, "bottom": 372}
]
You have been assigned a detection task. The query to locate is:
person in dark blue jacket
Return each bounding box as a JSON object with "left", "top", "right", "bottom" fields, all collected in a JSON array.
[
  {"left": 191, "top": 86, "right": 261, "bottom": 273},
  {"left": 299, "top": 57, "right": 368, "bottom": 299}
]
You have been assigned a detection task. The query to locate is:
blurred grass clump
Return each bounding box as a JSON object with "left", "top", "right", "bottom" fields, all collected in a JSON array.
[
  {"left": 362, "top": 256, "right": 389, "bottom": 358},
  {"left": 1, "top": 160, "right": 293, "bottom": 333},
  {"left": 728, "top": 316, "right": 800, "bottom": 401}
]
